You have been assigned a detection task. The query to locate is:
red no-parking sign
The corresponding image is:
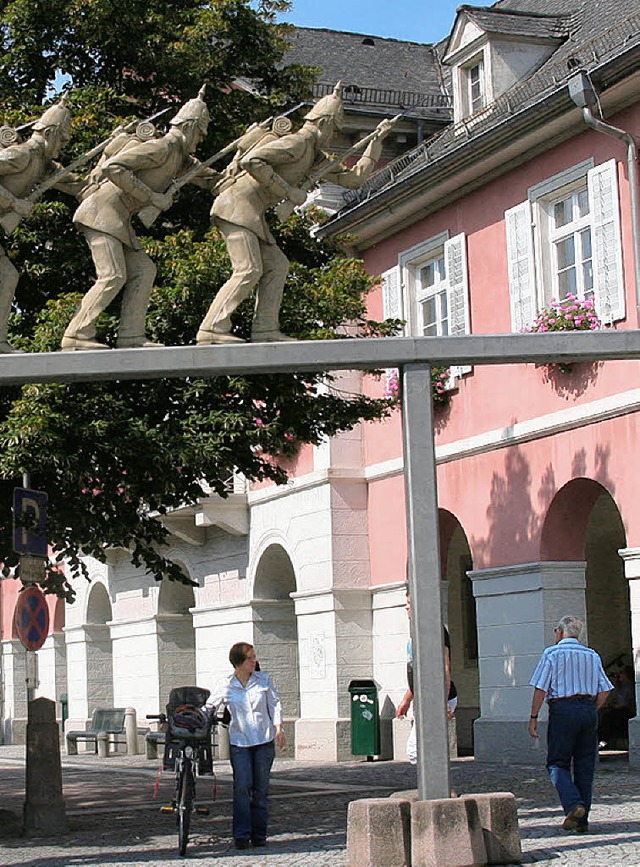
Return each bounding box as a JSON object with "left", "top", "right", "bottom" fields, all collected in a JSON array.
[{"left": 14, "top": 585, "right": 49, "bottom": 651}]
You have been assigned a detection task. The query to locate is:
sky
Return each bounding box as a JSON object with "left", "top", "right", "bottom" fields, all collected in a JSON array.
[{"left": 278, "top": 0, "right": 467, "bottom": 44}]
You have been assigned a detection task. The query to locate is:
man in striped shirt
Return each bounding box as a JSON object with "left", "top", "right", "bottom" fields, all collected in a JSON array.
[{"left": 528, "top": 615, "right": 613, "bottom": 833}]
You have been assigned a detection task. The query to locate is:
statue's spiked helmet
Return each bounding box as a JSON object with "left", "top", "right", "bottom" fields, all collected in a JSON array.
[
  {"left": 33, "top": 98, "right": 72, "bottom": 140},
  {"left": 170, "top": 85, "right": 210, "bottom": 134},
  {"left": 304, "top": 81, "right": 344, "bottom": 130}
]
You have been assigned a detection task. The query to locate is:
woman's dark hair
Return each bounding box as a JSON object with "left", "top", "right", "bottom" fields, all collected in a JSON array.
[{"left": 229, "top": 641, "right": 254, "bottom": 668}]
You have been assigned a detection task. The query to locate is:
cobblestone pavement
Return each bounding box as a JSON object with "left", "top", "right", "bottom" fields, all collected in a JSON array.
[{"left": 0, "top": 745, "right": 639, "bottom": 865}]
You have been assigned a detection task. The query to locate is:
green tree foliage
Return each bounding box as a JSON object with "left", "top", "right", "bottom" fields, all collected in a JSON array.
[{"left": 0, "top": 2, "right": 395, "bottom": 600}]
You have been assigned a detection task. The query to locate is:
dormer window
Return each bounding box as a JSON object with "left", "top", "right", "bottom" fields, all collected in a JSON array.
[
  {"left": 444, "top": 8, "right": 568, "bottom": 125},
  {"left": 467, "top": 57, "right": 485, "bottom": 114}
]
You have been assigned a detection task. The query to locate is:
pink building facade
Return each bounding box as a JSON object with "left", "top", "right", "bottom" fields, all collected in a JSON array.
[{"left": 319, "top": 1, "right": 640, "bottom": 763}]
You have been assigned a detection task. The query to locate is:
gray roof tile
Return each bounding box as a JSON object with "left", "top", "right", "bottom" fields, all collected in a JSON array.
[
  {"left": 283, "top": 27, "right": 444, "bottom": 96},
  {"left": 457, "top": 6, "right": 569, "bottom": 40}
]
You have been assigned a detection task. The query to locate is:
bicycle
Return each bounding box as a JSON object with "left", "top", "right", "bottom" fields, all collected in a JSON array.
[{"left": 147, "top": 685, "right": 217, "bottom": 856}]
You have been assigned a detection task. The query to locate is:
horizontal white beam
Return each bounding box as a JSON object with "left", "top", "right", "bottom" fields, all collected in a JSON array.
[{"left": 0, "top": 331, "right": 639, "bottom": 385}]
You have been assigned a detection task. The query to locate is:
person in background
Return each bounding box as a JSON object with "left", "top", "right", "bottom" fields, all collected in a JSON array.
[
  {"left": 528, "top": 615, "right": 613, "bottom": 834},
  {"left": 598, "top": 664, "right": 636, "bottom": 749},
  {"left": 206, "top": 642, "right": 285, "bottom": 850},
  {"left": 396, "top": 589, "right": 457, "bottom": 766}
]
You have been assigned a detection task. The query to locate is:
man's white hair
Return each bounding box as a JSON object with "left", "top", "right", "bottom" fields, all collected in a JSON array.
[{"left": 557, "top": 615, "right": 583, "bottom": 639}]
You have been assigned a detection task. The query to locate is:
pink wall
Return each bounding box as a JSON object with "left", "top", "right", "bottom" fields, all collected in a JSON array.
[
  {"left": 361, "top": 104, "right": 640, "bottom": 582},
  {"left": 1, "top": 577, "right": 60, "bottom": 640}
]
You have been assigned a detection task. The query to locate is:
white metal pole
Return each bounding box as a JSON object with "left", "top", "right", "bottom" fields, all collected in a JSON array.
[{"left": 402, "top": 363, "right": 450, "bottom": 800}]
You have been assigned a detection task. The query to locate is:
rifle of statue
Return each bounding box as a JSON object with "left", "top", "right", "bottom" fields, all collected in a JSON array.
[
  {"left": 274, "top": 113, "right": 402, "bottom": 223},
  {"left": 0, "top": 107, "right": 171, "bottom": 234},
  {"left": 137, "top": 102, "right": 306, "bottom": 229}
]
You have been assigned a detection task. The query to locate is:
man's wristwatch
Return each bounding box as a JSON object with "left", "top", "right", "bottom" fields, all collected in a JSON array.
[{"left": 530, "top": 714, "right": 538, "bottom": 719}]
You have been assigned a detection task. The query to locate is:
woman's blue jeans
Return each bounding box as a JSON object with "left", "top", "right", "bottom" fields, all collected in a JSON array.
[
  {"left": 546, "top": 697, "right": 598, "bottom": 818},
  {"left": 229, "top": 740, "right": 275, "bottom": 842}
]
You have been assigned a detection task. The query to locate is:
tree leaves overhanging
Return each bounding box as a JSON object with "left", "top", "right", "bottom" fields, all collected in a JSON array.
[{"left": 0, "top": 1, "right": 397, "bottom": 600}]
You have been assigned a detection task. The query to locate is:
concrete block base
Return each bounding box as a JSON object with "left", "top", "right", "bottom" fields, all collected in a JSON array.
[
  {"left": 392, "top": 717, "right": 412, "bottom": 761},
  {"left": 461, "top": 793, "right": 522, "bottom": 864},
  {"left": 295, "top": 718, "right": 353, "bottom": 761},
  {"left": 347, "top": 797, "right": 411, "bottom": 867},
  {"left": 5, "top": 716, "right": 27, "bottom": 745},
  {"left": 412, "top": 798, "right": 487, "bottom": 867},
  {"left": 628, "top": 717, "right": 640, "bottom": 769},
  {"left": 473, "top": 718, "right": 545, "bottom": 765}
]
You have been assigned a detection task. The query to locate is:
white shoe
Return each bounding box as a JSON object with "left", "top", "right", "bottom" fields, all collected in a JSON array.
[
  {"left": 251, "top": 330, "right": 295, "bottom": 342},
  {"left": 61, "top": 336, "right": 110, "bottom": 351}
]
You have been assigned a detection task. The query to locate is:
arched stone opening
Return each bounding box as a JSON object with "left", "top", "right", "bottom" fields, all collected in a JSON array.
[
  {"left": 541, "top": 479, "right": 631, "bottom": 680},
  {"left": 439, "top": 509, "right": 479, "bottom": 756},
  {"left": 252, "top": 544, "right": 299, "bottom": 722},
  {"left": 85, "top": 583, "right": 114, "bottom": 709},
  {"left": 156, "top": 571, "right": 196, "bottom": 705}
]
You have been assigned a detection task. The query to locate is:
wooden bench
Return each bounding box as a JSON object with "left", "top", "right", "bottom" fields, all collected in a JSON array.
[{"left": 66, "top": 708, "right": 127, "bottom": 756}]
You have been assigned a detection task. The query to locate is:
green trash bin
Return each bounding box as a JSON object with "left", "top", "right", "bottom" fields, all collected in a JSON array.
[
  {"left": 348, "top": 679, "right": 380, "bottom": 757},
  {"left": 59, "top": 693, "right": 68, "bottom": 727}
]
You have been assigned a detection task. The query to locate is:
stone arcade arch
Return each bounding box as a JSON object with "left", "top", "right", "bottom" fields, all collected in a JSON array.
[
  {"left": 6, "top": 326, "right": 639, "bottom": 789},
  {"left": 251, "top": 544, "right": 300, "bottom": 733},
  {"left": 439, "top": 510, "right": 479, "bottom": 756},
  {"left": 84, "top": 582, "right": 114, "bottom": 711},
  {"left": 541, "top": 479, "right": 632, "bottom": 679},
  {"left": 156, "top": 570, "right": 197, "bottom": 705}
]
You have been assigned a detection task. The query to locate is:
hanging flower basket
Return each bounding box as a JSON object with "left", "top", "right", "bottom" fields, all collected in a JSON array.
[
  {"left": 523, "top": 294, "right": 602, "bottom": 372},
  {"left": 384, "top": 365, "right": 452, "bottom": 409}
]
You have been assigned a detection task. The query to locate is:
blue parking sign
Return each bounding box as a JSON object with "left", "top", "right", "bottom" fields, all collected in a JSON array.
[{"left": 13, "top": 488, "right": 48, "bottom": 558}]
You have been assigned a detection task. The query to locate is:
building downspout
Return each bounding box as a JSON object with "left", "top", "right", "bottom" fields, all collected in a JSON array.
[{"left": 581, "top": 108, "right": 640, "bottom": 326}]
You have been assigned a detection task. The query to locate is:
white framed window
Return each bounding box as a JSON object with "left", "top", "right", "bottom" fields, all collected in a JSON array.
[
  {"left": 416, "top": 252, "right": 449, "bottom": 336},
  {"left": 467, "top": 58, "right": 485, "bottom": 114},
  {"left": 380, "top": 232, "right": 472, "bottom": 379},
  {"left": 546, "top": 184, "right": 593, "bottom": 303},
  {"left": 505, "top": 159, "right": 625, "bottom": 330}
]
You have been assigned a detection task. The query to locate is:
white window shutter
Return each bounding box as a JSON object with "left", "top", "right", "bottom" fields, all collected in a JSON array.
[
  {"left": 380, "top": 265, "right": 402, "bottom": 397},
  {"left": 588, "top": 159, "right": 625, "bottom": 324},
  {"left": 445, "top": 233, "right": 471, "bottom": 376},
  {"left": 505, "top": 200, "right": 536, "bottom": 332},
  {"left": 381, "top": 265, "right": 402, "bottom": 322}
]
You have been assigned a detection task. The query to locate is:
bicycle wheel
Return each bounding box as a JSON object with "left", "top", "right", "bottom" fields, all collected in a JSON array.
[{"left": 177, "top": 759, "right": 194, "bottom": 856}]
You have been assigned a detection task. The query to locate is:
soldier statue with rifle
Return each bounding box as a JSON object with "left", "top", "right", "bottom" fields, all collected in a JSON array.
[
  {"left": 0, "top": 99, "right": 83, "bottom": 353},
  {"left": 196, "top": 83, "right": 397, "bottom": 345},
  {"left": 61, "top": 86, "right": 218, "bottom": 351}
]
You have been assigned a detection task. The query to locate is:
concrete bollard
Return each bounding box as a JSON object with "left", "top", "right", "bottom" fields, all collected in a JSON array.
[
  {"left": 217, "top": 723, "right": 230, "bottom": 760},
  {"left": 97, "top": 731, "right": 109, "bottom": 758},
  {"left": 412, "top": 797, "right": 487, "bottom": 867},
  {"left": 23, "top": 698, "right": 68, "bottom": 836},
  {"left": 347, "top": 797, "right": 411, "bottom": 867},
  {"left": 461, "top": 793, "right": 522, "bottom": 865},
  {"left": 125, "top": 707, "right": 138, "bottom": 755}
]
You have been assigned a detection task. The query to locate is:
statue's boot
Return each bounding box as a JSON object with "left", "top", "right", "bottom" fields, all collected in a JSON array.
[
  {"left": 61, "top": 335, "right": 109, "bottom": 351},
  {"left": 0, "top": 339, "right": 24, "bottom": 353},
  {"left": 116, "top": 336, "right": 164, "bottom": 348},
  {"left": 196, "top": 328, "right": 245, "bottom": 345},
  {"left": 250, "top": 329, "right": 295, "bottom": 342}
]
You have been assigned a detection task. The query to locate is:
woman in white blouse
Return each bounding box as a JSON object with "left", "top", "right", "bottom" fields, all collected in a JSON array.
[{"left": 207, "top": 642, "right": 285, "bottom": 849}]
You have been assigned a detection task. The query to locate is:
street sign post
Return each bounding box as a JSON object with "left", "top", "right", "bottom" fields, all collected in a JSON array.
[
  {"left": 14, "top": 585, "right": 49, "bottom": 652},
  {"left": 13, "top": 487, "right": 48, "bottom": 558}
]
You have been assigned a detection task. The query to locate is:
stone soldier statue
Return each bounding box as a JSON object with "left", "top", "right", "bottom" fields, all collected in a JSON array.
[
  {"left": 61, "top": 87, "right": 218, "bottom": 351},
  {"left": 196, "top": 83, "right": 395, "bottom": 344},
  {"left": 0, "top": 100, "right": 80, "bottom": 353}
]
